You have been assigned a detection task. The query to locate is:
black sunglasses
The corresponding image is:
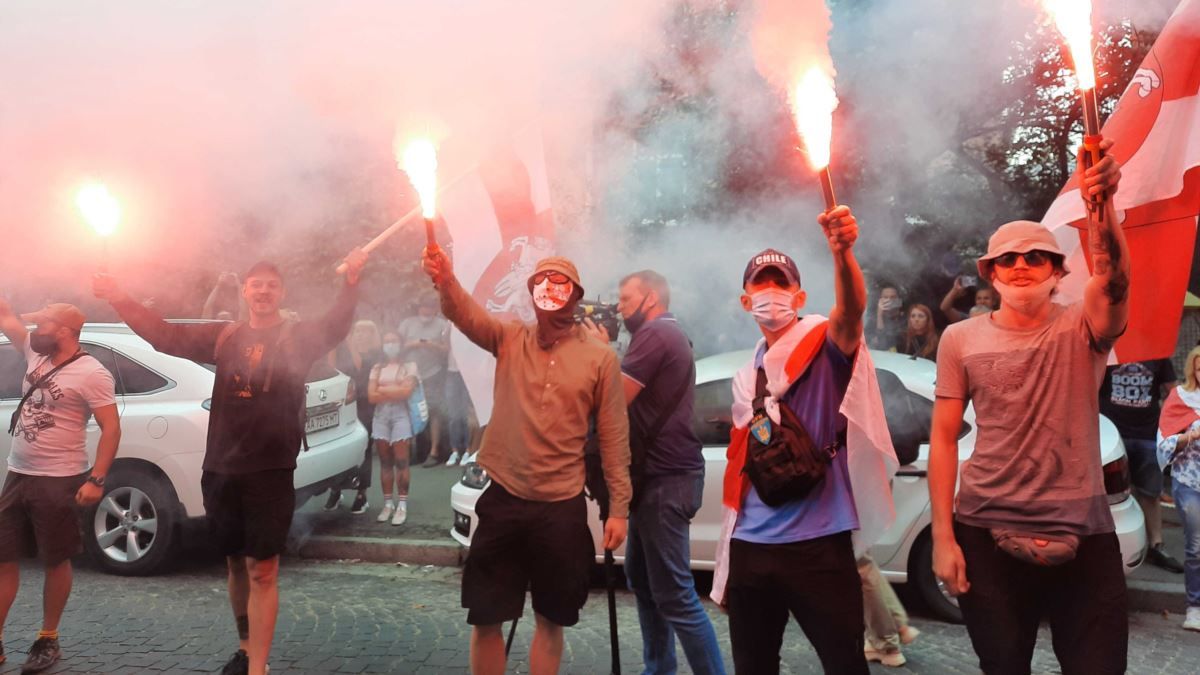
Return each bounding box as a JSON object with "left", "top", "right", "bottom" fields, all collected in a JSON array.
[{"left": 993, "top": 250, "right": 1055, "bottom": 268}]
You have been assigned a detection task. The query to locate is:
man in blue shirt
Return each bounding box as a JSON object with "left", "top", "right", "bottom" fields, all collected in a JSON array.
[{"left": 588, "top": 270, "right": 724, "bottom": 675}]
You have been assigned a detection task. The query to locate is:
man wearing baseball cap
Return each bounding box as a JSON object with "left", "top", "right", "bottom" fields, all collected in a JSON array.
[
  {"left": 929, "top": 140, "right": 1130, "bottom": 673},
  {"left": 422, "top": 248, "right": 629, "bottom": 675},
  {"left": 710, "top": 206, "right": 899, "bottom": 674},
  {"left": 0, "top": 300, "right": 120, "bottom": 673}
]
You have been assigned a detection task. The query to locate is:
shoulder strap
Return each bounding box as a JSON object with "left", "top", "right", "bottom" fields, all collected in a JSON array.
[
  {"left": 9, "top": 351, "right": 89, "bottom": 436},
  {"left": 752, "top": 367, "right": 769, "bottom": 415},
  {"left": 213, "top": 321, "right": 244, "bottom": 362}
]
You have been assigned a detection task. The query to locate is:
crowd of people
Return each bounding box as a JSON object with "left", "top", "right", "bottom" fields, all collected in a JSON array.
[{"left": 0, "top": 137, "right": 1197, "bottom": 675}]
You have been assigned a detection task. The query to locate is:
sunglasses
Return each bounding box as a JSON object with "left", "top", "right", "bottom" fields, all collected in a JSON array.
[
  {"left": 992, "top": 250, "right": 1056, "bottom": 268},
  {"left": 532, "top": 271, "right": 571, "bottom": 285}
]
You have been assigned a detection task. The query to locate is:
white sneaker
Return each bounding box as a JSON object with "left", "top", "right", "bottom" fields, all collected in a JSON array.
[
  {"left": 864, "top": 646, "right": 906, "bottom": 667},
  {"left": 445, "top": 451, "right": 462, "bottom": 466},
  {"left": 391, "top": 504, "right": 408, "bottom": 526},
  {"left": 458, "top": 452, "right": 471, "bottom": 466},
  {"left": 377, "top": 503, "right": 395, "bottom": 523},
  {"left": 1184, "top": 607, "right": 1200, "bottom": 632},
  {"left": 899, "top": 625, "right": 920, "bottom": 645}
]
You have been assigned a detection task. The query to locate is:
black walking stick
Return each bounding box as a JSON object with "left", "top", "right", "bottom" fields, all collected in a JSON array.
[
  {"left": 585, "top": 434, "right": 621, "bottom": 675},
  {"left": 600, "top": 513, "right": 622, "bottom": 675}
]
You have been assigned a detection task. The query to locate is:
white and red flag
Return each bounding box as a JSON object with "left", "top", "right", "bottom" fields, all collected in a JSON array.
[
  {"left": 440, "top": 128, "right": 556, "bottom": 424},
  {"left": 1043, "top": 0, "right": 1200, "bottom": 362}
]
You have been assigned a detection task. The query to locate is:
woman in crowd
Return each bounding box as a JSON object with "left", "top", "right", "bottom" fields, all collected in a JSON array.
[
  {"left": 370, "top": 331, "right": 421, "bottom": 526},
  {"left": 897, "top": 303, "right": 939, "bottom": 360},
  {"left": 324, "top": 320, "right": 382, "bottom": 514},
  {"left": 1157, "top": 345, "right": 1200, "bottom": 632}
]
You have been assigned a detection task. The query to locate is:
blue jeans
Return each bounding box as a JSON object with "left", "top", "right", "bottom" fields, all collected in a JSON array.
[
  {"left": 625, "top": 471, "right": 725, "bottom": 675},
  {"left": 1174, "top": 481, "right": 1200, "bottom": 607}
]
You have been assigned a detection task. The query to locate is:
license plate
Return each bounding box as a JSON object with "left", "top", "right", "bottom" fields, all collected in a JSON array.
[{"left": 305, "top": 410, "right": 339, "bottom": 433}]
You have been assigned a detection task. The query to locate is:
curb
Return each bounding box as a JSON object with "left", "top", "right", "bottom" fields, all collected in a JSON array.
[
  {"left": 1127, "top": 578, "right": 1188, "bottom": 615},
  {"left": 298, "top": 534, "right": 465, "bottom": 567}
]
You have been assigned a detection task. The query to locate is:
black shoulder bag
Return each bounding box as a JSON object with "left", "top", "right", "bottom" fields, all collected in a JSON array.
[
  {"left": 9, "top": 351, "right": 88, "bottom": 436},
  {"left": 743, "top": 368, "right": 839, "bottom": 506}
]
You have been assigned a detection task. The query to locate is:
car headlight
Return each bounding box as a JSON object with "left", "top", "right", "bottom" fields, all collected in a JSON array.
[{"left": 460, "top": 462, "right": 490, "bottom": 489}]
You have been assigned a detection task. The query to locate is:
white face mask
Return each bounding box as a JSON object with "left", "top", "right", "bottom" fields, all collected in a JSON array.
[
  {"left": 532, "top": 278, "right": 574, "bottom": 311},
  {"left": 993, "top": 276, "right": 1058, "bottom": 314},
  {"left": 382, "top": 343, "right": 402, "bottom": 359},
  {"left": 749, "top": 288, "right": 798, "bottom": 331}
]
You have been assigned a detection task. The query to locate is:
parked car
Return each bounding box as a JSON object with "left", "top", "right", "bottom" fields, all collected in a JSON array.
[
  {"left": 449, "top": 349, "right": 1148, "bottom": 622},
  {"left": 0, "top": 322, "right": 369, "bottom": 576}
]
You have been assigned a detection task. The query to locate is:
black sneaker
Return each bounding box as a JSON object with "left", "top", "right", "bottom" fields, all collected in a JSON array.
[
  {"left": 322, "top": 489, "right": 342, "bottom": 511},
  {"left": 220, "top": 649, "right": 249, "bottom": 675},
  {"left": 350, "top": 491, "right": 369, "bottom": 514},
  {"left": 1147, "top": 543, "right": 1185, "bottom": 573},
  {"left": 20, "top": 637, "right": 61, "bottom": 674}
]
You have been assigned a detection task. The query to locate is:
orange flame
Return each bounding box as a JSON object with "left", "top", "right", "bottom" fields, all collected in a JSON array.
[
  {"left": 791, "top": 66, "right": 838, "bottom": 171},
  {"left": 399, "top": 138, "right": 438, "bottom": 219},
  {"left": 1045, "top": 0, "right": 1096, "bottom": 91},
  {"left": 75, "top": 182, "right": 121, "bottom": 237}
]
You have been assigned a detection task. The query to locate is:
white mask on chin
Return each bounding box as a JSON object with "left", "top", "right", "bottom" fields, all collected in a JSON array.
[{"left": 993, "top": 276, "right": 1058, "bottom": 315}]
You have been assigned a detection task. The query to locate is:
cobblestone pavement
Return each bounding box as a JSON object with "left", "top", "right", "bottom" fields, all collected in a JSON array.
[{"left": 2, "top": 558, "right": 1198, "bottom": 674}]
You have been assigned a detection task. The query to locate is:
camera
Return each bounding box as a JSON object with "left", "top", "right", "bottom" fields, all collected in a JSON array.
[{"left": 575, "top": 300, "right": 621, "bottom": 342}]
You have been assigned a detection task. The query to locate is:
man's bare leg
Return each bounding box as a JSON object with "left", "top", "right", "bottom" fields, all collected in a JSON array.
[
  {"left": 470, "top": 623, "right": 506, "bottom": 675},
  {"left": 1137, "top": 493, "right": 1163, "bottom": 547},
  {"left": 40, "top": 560, "right": 72, "bottom": 632},
  {"left": 529, "top": 612, "right": 564, "bottom": 675},
  {"left": 246, "top": 556, "right": 280, "bottom": 675},
  {"left": 227, "top": 556, "right": 250, "bottom": 653}
]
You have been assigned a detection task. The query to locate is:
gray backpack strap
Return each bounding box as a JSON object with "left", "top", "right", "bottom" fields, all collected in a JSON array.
[{"left": 213, "top": 321, "right": 244, "bottom": 363}]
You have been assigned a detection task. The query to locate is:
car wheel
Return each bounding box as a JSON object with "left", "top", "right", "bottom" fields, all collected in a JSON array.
[
  {"left": 912, "top": 533, "right": 964, "bottom": 623},
  {"left": 81, "top": 467, "right": 180, "bottom": 576}
]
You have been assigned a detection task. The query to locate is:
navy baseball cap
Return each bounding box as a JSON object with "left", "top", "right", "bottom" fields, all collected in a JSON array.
[{"left": 743, "top": 249, "right": 801, "bottom": 287}]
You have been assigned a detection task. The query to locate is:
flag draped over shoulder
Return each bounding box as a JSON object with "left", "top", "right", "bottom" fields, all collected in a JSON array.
[{"left": 1043, "top": 0, "right": 1200, "bottom": 363}]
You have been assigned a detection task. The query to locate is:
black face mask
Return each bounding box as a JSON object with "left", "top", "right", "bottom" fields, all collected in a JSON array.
[
  {"left": 623, "top": 295, "right": 651, "bottom": 334},
  {"left": 29, "top": 333, "right": 59, "bottom": 356}
]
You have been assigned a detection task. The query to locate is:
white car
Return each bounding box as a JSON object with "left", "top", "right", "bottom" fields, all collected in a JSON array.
[
  {"left": 450, "top": 349, "right": 1148, "bottom": 622},
  {"left": 0, "top": 322, "right": 369, "bottom": 576}
]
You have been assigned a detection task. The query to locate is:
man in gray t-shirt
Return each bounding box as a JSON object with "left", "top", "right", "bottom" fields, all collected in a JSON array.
[
  {"left": 928, "top": 140, "right": 1129, "bottom": 675},
  {"left": 398, "top": 293, "right": 450, "bottom": 466}
]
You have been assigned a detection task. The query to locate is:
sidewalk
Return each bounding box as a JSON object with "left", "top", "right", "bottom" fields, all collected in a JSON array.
[{"left": 289, "top": 466, "right": 1193, "bottom": 615}]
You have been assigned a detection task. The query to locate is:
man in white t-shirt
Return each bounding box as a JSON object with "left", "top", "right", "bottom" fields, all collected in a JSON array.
[{"left": 0, "top": 301, "right": 121, "bottom": 674}]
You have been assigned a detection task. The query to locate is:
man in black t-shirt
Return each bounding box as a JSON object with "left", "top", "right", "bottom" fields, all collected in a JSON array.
[
  {"left": 1099, "top": 359, "right": 1184, "bottom": 572},
  {"left": 93, "top": 250, "right": 366, "bottom": 675}
]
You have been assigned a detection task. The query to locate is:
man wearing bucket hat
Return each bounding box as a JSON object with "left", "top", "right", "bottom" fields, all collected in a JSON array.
[
  {"left": 422, "top": 247, "right": 630, "bottom": 675},
  {"left": 0, "top": 300, "right": 121, "bottom": 674},
  {"left": 929, "top": 139, "right": 1131, "bottom": 674}
]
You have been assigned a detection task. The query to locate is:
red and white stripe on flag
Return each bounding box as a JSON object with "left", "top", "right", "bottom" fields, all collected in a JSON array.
[
  {"left": 1043, "top": 0, "right": 1200, "bottom": 363},
  {"left": 440, "top": 128, "right": 556, "bottom": 424}
]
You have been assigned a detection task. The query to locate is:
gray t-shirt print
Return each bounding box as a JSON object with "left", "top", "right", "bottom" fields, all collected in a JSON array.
[{"left": 936, "top": 303, "right": 1116, "bottom": 536}]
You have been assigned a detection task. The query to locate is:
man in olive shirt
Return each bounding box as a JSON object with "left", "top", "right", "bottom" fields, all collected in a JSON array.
[{"left": 422, "top": 248, "right": 629, "bottom": 675}]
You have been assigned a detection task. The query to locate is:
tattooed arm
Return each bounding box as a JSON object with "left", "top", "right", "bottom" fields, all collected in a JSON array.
[{"left": 1081, "top": 138, "right": 1129, "bottom": 340}]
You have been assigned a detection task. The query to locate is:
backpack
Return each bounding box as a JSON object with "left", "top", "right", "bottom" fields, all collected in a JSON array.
[
  {"left": 743, "top": 368, "right": 840, "bottom": 506},
  {"left": 213, "top": 320, "right": 311, "bottom": 451}
]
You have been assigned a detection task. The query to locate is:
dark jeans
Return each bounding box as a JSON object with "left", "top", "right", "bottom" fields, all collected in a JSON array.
[
  {"left": 955, "top": 521, "right": 1128, "bottom": 675},
  {"left": 445, "top": 370, "right": 471, "bottom": 451},
  {"left": 726, "top": 532, "right": 866, "bottom": 675},
  {"left": 414, "top": 371, "right": 448, "bottom": 463},
  {"left": 626, "top": 472, "right": 725, "bottom": 675}
]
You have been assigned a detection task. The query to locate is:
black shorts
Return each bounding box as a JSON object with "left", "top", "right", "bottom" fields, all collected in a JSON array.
[
  {"left": 0, "top": 472, "right": 87, "bottom": 566},
  {"left": 462, "top": 482, "right": 594, "bottom": 627},
  {"left": 201, "top": 469, "right": 295, "bottom": 560}
]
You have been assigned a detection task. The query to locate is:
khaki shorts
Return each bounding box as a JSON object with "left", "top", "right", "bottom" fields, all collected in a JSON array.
[{"left": 0, "top": 472, "right": 87, "bottom": 566}]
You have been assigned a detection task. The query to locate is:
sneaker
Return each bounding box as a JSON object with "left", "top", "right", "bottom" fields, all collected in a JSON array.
[
  {"left": 1185, "top": 607, "right": 1200, "bottom": 632},
  {"left": 350, "top": 492, "right": 369, "bottom": 514},
  {"left": 864, "top": 645, "right": 906, "bottom": 667},
  {"left": 458, "top": 452, "right": 471, "bottom": 466},
  {"left": 445, "top": 451, "right": 462, "bottom": 466},
  {"left": 1147, "top": 544, "right": 1185, "bottom": 573},
  {"left": 377, "top": 503, "right": 395, "bottom": 523},
  {"left": 899, "top": 625, "right": 920, "bottom": 645},
  {"left": 20, "top": 637, "right": 61, "bottom": 674},
  {"left": 322, "top": 489, "right": 342, "bottom": 511},
  {"left": 421, "top": 456, "right": 441, "bottom": 468},
  {"left": 391, "top": 504, "right": 408, "bottom": 526},
  {"left": 220, "top": 649, "right": 248, "bottom": 675}
]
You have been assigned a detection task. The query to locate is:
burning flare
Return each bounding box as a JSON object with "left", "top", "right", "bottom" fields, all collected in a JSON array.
[
  {"left": 75, "top": 182, "right": 121, "bottom": 237},
  {"left": 792, "top": 66, "right": 838, "bottom": 171},
  {"left": 401, "top": 139, "right": 439, "bottom": 219},
  {"left": 1045, "top": 0, "right": 1096, "bottom": 91}
]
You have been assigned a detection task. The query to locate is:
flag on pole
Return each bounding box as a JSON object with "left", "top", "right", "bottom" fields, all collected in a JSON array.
[
  {"left": 440, "top": 128, "right": 556, "bottom": 424},
  {"left": 1043, "top": 0, "right": 1200, "bottom": 363}
]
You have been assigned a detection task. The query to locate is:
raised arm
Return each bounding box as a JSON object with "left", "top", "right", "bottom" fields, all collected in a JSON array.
[
  {"left": 1081, "top": 139, "right": 1129, "bottom": 340},
  {"left": 0, "top": 295, "right": 29, "bottom": 353},
  {"left": 93, "top": 274, "right": 224, "bottom": 363},
  {"left": 818, "top": 205, "right": 867, "bottom": 356},
  {"left": 422, "top": 247, "right": 507, "bottom": 355},
  {"left": 940, "top": 279, "right": 967, "bottom": 324}
]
